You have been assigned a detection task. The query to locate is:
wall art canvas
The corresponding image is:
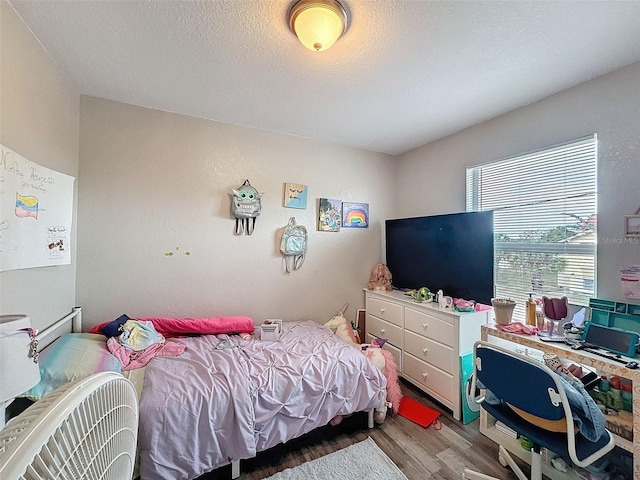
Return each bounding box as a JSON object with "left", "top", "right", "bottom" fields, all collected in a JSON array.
[
  {"left": 318, "top": 198, "right": 342, "bottom": 232},
  {"left": 283, "top": 183, "right": 308, "bottom": 209},
  {"left": 342, "top": 202, "right": 369, "bottom": 228}
]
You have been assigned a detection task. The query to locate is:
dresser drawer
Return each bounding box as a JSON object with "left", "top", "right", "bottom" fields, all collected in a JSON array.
[
  {"left": 404, "top": 330, "right": 454, "bottom": 374},
  {"left": 367, "top": 315, "right": 403, "bottom": 349},
  {"left": 367, "top": 297, "right": 403, "bottom": 327},
  {"left": 404, "top": 308, "right": 454, "bottom": 347},
  {"left": 403, "top": 353, "right": 454, "bottom": 404},
  {"left": 367, "top": 333, "right": 402, "bottom": 372}
]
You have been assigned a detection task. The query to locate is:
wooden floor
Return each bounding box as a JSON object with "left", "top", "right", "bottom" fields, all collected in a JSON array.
[{"left": 199, "top": 379, "right": 530, "bottom": 480}]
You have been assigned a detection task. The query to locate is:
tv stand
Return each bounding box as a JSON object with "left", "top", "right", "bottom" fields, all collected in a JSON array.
[{"left": 364, "top": 289, "right": 489, "bottom": 421}]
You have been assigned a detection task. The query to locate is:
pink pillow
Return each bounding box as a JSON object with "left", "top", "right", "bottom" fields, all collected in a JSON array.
[
  {"left": 90, "top": 316, "right": 255, "bottom": 337},
  {"left": 137, "top": 316, "right": 255, "bottom": 336}
]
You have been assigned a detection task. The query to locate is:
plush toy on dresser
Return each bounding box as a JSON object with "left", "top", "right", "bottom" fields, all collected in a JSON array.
[
  {"left": 324, "top": 305, "right": 402, "bottom": 424},
  {"left": 367, "top": 263, "right": 393, "bottom": 291}
]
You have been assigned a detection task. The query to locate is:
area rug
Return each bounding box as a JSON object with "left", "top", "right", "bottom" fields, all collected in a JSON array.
[{"left": 264, "top": 437, "right": 408, "bottom": 480}]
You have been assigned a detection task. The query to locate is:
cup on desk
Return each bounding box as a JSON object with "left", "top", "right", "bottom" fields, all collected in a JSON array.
[{"left": 491, "top": 298, "right": 516, "bottom": 325}]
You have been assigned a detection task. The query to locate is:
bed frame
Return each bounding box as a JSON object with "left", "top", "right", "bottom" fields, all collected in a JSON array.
[
  {"left": 33, "top": 307, "right": 377, "bottom": 479},
  {"left": 35, "top": 307, "right": 83, "bottom": 351}
]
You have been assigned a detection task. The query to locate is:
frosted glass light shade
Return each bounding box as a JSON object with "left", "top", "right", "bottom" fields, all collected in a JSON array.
[{"left": 289, "top": 0, "right": 347, "bottom": 52}]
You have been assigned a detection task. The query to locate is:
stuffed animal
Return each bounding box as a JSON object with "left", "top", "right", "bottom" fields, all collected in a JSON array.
[
  {"left": 367, "top": 263, "right": 393, "bottom": 291},
  {"left": 324, "top": 305, "right": 403, "bottom": 424},
  {"left": 405, "top": 287, "right": 432, "bottom": 303},
  {"left": 324, "top": 303, "right": 360, "bottom": 345}
]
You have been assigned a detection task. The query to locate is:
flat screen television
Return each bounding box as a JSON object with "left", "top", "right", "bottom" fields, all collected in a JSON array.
[{"left": 385, "top": 211, "right": 494, "bottom": 305}]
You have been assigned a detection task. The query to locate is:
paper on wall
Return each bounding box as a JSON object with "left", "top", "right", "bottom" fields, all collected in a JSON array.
[
  {"left": 0, "top": 144, "right": 75, "bottom": 271},
  {"left": 620, "top": 265, "right": 640, "bottom": 300}
]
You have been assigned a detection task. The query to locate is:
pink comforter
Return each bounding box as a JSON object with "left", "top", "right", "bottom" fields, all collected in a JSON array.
[{"left": 138, "top": 321, "right": 387, "bottom": 480}]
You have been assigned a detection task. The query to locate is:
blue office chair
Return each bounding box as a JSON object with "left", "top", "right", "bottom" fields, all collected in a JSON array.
[{"left": 463, "top": 341, "right": 615, "bottom": 480}]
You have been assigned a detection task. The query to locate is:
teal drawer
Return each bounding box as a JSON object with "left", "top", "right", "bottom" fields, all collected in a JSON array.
[
  {"left": 590, "top": 310, "right": 610, "bottom": 325},
  {"left": 628, "top": 304, "right": 640, "bottom": 316},
  {"left": 589, "top": 299, "right": 615, "bottom": 311},
  {"left": 609, "top": 313, "right": 640, "bottom": 335}
]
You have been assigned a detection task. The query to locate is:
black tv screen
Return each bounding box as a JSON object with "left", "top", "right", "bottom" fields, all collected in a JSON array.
[{"left": 385, "top": 211, "right": 494, "bottom": 305}]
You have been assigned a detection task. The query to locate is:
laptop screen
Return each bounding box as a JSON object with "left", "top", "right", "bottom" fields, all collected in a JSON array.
[{"left": 584, "top": 324, "right": 634, "bottom": 355}]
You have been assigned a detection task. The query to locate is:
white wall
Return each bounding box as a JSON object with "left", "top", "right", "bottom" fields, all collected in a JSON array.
[
  {"left": 0, "top": 0, "right": 79, "bottom": 330},
  {"left": 396, "top": 62, "right": 640, "bottom": 303},
  {"left": 76, "top": 98, "right": 395, "bottom": 328},
  {"left": 5, "top": 0, "right": 637, "bottom": 329}
]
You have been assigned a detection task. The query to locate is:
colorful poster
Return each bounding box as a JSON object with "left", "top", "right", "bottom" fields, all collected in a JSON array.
[
  {"left": 342, "top": 202, "right": 369, "bottom": 228},
  {"left": 283, "top": 183, "right": 308, "bottom": 209},
  {"left": 0, "top": 144, "right": 75, "bottom": 271},
  {"left": 318, "top": 198, "right": 341, "bottom": 232}
]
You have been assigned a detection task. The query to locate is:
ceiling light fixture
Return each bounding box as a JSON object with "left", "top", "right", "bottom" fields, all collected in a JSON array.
[{"left": 289, "top": 0, "right": 348, "bottom": 52}]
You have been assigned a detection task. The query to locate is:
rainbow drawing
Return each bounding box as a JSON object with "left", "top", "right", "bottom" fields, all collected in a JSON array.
[
  {"left": 15, "top": 193, "right": 39, "bottom": 219},
  {"left": 342, "top": 202, "right": 369, "bottom": 228},
  {"left": 346, "top": 210, "right": 366, "bottom": 225}
]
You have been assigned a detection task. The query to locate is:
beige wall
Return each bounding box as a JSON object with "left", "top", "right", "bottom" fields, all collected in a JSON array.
[
  {"left": 4, "top": 0, "right": 638, "bottom": 332},
  {"left": 396, "top": 62, "right": 640, "bottom": 303},
  {"left": 0, "top": 0, "right": 79, "bottom": 330},
  {"left": 77, "top": 98, "right": 395, "bottom": 328}
]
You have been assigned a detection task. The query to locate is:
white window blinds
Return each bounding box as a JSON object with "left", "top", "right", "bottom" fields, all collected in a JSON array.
[{"left": 466, "top": 135, "right": 597, "bottom": 318}]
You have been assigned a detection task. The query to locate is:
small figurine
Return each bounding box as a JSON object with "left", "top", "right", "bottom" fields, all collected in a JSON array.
[
  {"left": 367, "top": 263, "right": 392, "bottom": 291},
  {"left": 405, "top": 287, "right": 431, "bottom": 303}
]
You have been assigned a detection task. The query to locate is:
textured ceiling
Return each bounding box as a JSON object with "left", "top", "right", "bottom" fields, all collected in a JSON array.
[{"left": 9, "top": 0, "right": 640, "bottom": 155}]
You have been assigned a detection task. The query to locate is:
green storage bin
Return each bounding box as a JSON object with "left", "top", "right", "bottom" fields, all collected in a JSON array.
[{"left": 461, "top": 353, "right": 480, "bottom": 424}]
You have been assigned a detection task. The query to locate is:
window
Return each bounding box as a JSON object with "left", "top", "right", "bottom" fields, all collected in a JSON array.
[{"left": 466, "top": 135, "right": 597, "bottom": 319}]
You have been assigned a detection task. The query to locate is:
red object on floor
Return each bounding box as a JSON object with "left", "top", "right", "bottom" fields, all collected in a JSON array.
[{"left": 397, "top": 396, "right": 442, "bottom": 429}]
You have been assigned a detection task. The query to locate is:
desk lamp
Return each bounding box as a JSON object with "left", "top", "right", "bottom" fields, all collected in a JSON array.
[{"left": 0, "top": 315, "right": 41, "bottom": 429}]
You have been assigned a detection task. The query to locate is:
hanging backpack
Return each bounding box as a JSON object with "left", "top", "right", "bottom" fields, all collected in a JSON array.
[{"left": 280, "top": 217, "right": 307, "bottom": 273}]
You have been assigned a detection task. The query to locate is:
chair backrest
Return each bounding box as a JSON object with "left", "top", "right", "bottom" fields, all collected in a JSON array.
[
  {"left": 471, "top": 341, "right": 616, "bottom": 469},
  {"left": 541, "top": 296, "right": 569, "bottom": 321},
  {"left": 472, "top": 342, "right": 568, "bottom": 422}
]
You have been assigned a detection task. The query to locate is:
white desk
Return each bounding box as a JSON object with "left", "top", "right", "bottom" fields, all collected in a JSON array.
[{"left": 481, "top": 324, "right": 639, "bottom": 480}]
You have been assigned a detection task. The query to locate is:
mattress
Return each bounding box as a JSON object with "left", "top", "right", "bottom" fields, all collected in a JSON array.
[{"left": 137, "top": 320, "right": 387, "bottom": 480}]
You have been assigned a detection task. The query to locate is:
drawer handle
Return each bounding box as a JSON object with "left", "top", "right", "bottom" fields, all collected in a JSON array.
[
  {"left": 380, "top": 308, "right": 385, "bottom": 314},
  {"left": 422, "top": 348, "right": 428, "bottom": 355},
  {"left": 421, "top": 372, "right": 428, "bottom": 379},
  {"left": 380, "top": 328, "right": 386, "bottom": 334},
  {"left": 422, "top": 323, "right": 428, "bottom": 329}
]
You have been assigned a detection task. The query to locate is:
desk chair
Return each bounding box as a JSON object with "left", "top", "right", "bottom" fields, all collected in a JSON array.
[
  {"left": 539, "top": 296, "right": 568, "bottom": 339},
  {"left": 463, "top": 341, "right": 615, "bottom": 480}
]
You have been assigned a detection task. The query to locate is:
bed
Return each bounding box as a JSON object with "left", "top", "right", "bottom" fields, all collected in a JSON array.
[{"left": 16, "top": 308, "right": 388, "bottom": 480}]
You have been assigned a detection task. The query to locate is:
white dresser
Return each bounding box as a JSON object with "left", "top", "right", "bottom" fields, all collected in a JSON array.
[{"left": 365, "top": 289, "right": 489, "bottom": 421}]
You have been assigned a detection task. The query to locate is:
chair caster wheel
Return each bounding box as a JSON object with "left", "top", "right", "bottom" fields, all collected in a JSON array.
[{"left": 498, "top": 453, "right": 508, "bottom": 467}]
